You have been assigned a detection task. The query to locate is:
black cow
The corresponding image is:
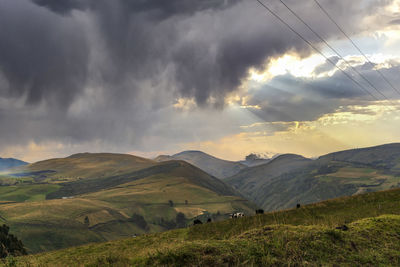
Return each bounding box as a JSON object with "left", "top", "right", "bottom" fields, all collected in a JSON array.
[
  {"left": 296, "top": 203, "right": 301, "bottom": 209},
  {"left": 207, "top": 218, "right": 212, "bottom": 223},
  {"left": 336, "top": 225, "right": 349, "bottom": 231},
  {"left": 193, "top": 219, "right": 202, "bottom": 225},
  {"left": 255, "top": 209, "right": 264, "bottom": 214}
]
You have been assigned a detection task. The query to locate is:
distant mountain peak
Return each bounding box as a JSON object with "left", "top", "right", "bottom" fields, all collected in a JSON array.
[
  {"left": 0, "top": 157, "right": 28, "bottom": 172},
  {"left": 155, "top": 150, "right": 247, "bottom": 179}
]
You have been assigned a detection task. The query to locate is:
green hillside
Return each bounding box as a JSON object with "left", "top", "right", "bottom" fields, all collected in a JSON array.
[
  {"left": 319, "top": 143, "right": 400, "bottom": 171},
  {"left": 155, "top": 151, "right": 247, "bottom": 179},
  {"left": 8, "top": 188, "right": 400, "bottom": 266},
  {"left": 225, "top": 144, "right": 400, "bottom": 211},
  {"left": 14, "top": 153, "right": 156, "bottom": 181},
  {"left": 0, "top": 153, "right": 255, "bottom": 253}
]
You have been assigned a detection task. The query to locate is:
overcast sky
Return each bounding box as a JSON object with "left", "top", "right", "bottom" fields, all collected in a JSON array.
[{"left": 1, "top": 0, "right": 400, "bottom": 162}]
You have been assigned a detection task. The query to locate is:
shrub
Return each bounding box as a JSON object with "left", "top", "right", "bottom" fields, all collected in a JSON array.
[
  {"left": 0, "top": 224, "right": 27, "bottom": 258},
  {"left": 129, "top": 214, "right": 149, "bottom": 230}
]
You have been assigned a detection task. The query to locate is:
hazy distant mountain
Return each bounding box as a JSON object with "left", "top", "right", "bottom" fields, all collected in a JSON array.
[
  {"left": 0, "top": 157, "right": 28, "bottom": 172},
  {"left": 155, "top": 151, "right": 247, "bottom": 179},
  {"left": 225, "top": 143, "right": 400, "bottom": 211}
]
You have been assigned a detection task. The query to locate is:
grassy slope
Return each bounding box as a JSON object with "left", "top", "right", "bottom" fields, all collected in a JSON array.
[
  {"left": 319, "top": 143, "right": 400, "bottom": 170},
  {"left": 0, "top": 184, "right": 60, "bottom": 202},
  {"left": 10, "top": 188, "right": 400, "bottom": 266},
  {"left": 0, "top": 176, "right": 253, "bottom": 253},
  {"left": 226, "top": 145, "right": 400, "bottom": 211},
  {"left": 15, "top": 153, "right": 156, "bottom": 181},
  {"left": 0, "top": 154, "right": 255, "bottom": 253}
]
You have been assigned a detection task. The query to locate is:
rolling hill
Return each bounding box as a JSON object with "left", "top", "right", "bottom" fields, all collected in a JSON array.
[
  {"left": 20, "top": 152, "right": 156, "bottom": 181},
  {"left": 0, "top": 157, "right": 27, "bottom": 172},
  {"left": 225, "top": 143, "right": 400, "bottom": 211},
  {"left": 11, "top": 187, "right": 400, "bottom": 266},
  {"left": 155, "top": 150, "right": 247, "bottom": 179},
  {"left": 0, "top": 153, "right": 255, "bottom": 253},
  {"left": 318, "top": 143, "right": 400, "bottom": 171}
]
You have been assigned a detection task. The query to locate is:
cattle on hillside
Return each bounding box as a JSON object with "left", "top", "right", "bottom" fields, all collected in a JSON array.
[
  {"left": 230, "top": 212, "right": 245, "bottom": 218},
  {"left": 193, "top": 219, "right": 202, "bottom": 225},
  {"left": 255, "top": 209, "right": 264, "bottom": 214}
]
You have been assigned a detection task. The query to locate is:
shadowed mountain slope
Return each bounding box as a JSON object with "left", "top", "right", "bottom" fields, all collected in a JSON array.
[{"left": 225, "top": 144, "right": 400, "bottom": 211}]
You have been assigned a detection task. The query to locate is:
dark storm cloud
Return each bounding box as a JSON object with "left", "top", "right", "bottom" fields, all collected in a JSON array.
[
  {"left": 32, "top": 0, "right": 86, "bottom": 14},
  {"left": 0, "top": 0, "right": 88, "bottom": 107},
  {"left": 13, "top": 0, "right": 372, "bottom": 107},
  {"left": 0, "top": 0, "right": 395, "bottom": 153},
  {"left": 32, "top": 0, "right": 240, "bottom": 16}
]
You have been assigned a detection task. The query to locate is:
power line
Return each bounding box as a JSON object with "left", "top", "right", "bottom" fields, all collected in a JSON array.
[
  {"left": 255, "top": 0, "right": 380, "bottom": 101},
  {"left": 277, "top": 0, "right": 391, "bottom": 102},
  {"left": 313, "top": 0, "right": 400, "bottom": 97}
]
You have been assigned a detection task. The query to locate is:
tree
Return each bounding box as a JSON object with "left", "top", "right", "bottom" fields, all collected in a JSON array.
[
  {"left": 129, "top": 214, "right": 149, "bottom": 230},
  {"left": 84, "top": 216, "right": 90, "bottom": 226},
  {"left": 0, "top": 224, "right": 27, "bottom": 258},
  {"left": 176, "top": 212, "right": 186, "bottom": 228},
  {"left": 168, "top": 200, "right": 174, "bottom": 207}
]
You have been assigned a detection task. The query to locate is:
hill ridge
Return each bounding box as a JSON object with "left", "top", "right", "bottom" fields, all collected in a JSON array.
[{"left": 155, "top": 150, "right": 247, "bottom": 179}]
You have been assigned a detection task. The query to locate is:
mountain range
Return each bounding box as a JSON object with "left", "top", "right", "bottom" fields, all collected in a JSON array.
[
  {"left": 156, "top": 144, "right": 400, "bottom": 212},
  {"left": 1, "top": 142, "right": 400, "bottom": 254}
]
